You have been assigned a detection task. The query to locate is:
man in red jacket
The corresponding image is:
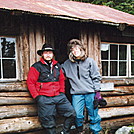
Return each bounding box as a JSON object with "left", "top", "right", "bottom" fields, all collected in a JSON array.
[{"left": 27, "top": 44, "right": 75, "bottom": 134}]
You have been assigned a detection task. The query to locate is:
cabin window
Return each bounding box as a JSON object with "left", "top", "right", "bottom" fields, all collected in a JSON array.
[
  {"left": 0, "top": 37, "right": 18, "bottom": 81},
  {"left": 101, "top": 43, "right": 134, "bottom": 78}
]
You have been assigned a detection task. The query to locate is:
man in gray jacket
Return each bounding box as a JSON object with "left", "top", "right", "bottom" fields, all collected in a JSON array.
[{"left": 62, "top": 39, "right": 102, "bottom": 134}]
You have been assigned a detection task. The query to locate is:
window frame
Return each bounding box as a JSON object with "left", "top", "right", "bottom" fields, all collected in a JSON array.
[
  {"left": 0, "top": 36, "right": 19, "bottom": 82},
  {"left": 101, "top": 42, "right": 134, "bottom": 78}
]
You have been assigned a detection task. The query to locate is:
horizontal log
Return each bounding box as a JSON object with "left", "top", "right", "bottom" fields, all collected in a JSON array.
[
  {"left": 0, "top": 105, "right": 37, "bottom": 119},
  {"left": 104, "top": 95, "right": 134, "bottom": 107},
  {"left": 0, "top": 90, "right": 133, "bottom": 98},
  {"left": 84, "top": 117, "right": 134, "bottom": 133},
  {"left": 102, "top": 78, "right": 134, "bottom": 85},
  {"left": 99, "top": 106, "right": 134, "bottom": 118},
  {"left": 114, "top": 86, "right": 134, "bottom": 93},
  {"left": 0, "top": 92, "right": 30, "bottom": 97},
  {"left": 0, "top": 81, "right": 27, "bottom": 91},
  {"left": 0, "top": 93, "right": 133, "bottom": 107},
  {"left": 101, "top": 86, "right": 134, "bottom": 96},
  {"left": 101, "top": 116, "right": 134, "bottom": 132},
  {"left": 0, "top": 104, "right": 64, "bottom": 125},
  {"left": 0, "top": 116, "right": 42, "bottom": 134},
  {"left": 1, "top": 81, "right": 134, "bottom": 95},
  {"left": 0, "top": 87, "right": 27, "bottom": 91},
  {"left": 0, "top": 103, "right": 133, "bottom": 121},
  {"left": 0, "top": 97, "right": 34, "bottom": 105},
  {"left": 0, "top": 88, "right": 28, "bottom": 91},
  {"left": 0, "top": 116, "right": 133, "bottom": 134},
  {"left": 0, "top": 91, "right": 133, "bottom": 103}
]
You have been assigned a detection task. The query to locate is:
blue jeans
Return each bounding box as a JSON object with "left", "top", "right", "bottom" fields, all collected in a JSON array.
[{"left": 72, "top": 93, "right": 102, "bottom": 134}]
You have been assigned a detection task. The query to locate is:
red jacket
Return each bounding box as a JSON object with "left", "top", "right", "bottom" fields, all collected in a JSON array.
[{"left": 27, "top": 58, "right": 65, "bottom": 98}]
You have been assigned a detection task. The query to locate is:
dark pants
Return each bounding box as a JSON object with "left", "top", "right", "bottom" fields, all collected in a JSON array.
[{"left": 37, "top": 93, "right": 76, "bottom": 134}]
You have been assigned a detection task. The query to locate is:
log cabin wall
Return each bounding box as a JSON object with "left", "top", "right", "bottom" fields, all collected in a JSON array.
[{"left": 0, "top": 11, "right": 134, "bottom": 133}]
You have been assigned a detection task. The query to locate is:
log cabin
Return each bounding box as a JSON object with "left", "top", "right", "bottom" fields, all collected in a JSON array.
[{"left": 0, "top": 0, "right": 134, "bottom": 133}]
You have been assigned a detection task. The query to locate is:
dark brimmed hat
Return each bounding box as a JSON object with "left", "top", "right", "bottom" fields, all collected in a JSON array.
[{"left": 37, "top": 43, "right": 54, "bottom": 56}]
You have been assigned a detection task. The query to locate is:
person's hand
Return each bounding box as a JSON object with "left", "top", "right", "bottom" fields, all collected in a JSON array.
[
  {"left": 93, "top": 91, "right": 107, "bottom": 109},
  {"left": 94, "top": 91, "right": 102, "bottom": 100}
]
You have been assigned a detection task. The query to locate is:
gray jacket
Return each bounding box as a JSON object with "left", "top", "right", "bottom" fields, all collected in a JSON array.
[{"left": 62, "top": 57, "right": 101, "bottom": 94}]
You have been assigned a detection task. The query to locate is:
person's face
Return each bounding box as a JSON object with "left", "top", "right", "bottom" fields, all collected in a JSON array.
[
  {"left": 71, "top": 45, "right": 81, "bottom": 58},
  {"left": 42, "top": 51, "right": 54, "bottom": 61}
]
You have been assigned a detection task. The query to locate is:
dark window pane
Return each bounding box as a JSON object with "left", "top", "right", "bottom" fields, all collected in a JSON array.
[
  {"left": 101, "top": 51, "right": 108, "bottom": 60},
  {"left": 131, "top": 61, "right": 134, "bottom": 75},
  {"left": 101, "top": 44, "right": 109, "bottom": 60},
  {"left": 110, "top": 61, "right": 117, "bottom": 76},
  {"left": 1, "top": 38, "right": 15, "bottom": 58},
  {"left": 119, "top": 45, "right": 127, "bottom": 60},
  {"left": 131, "top": 46, "right": 134, "bottom": 60},
  {"left": 110, "top": 45, "right": 118, "bottom": 60},
  {"left": 102, "top": 61, "right": 108, "bottom": 76},
  {"left": 119, "top": 62, "right": 126, "bottom": 76},
  {"left": 3, "top": 59, "right": 16, "bottom": 78}
]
